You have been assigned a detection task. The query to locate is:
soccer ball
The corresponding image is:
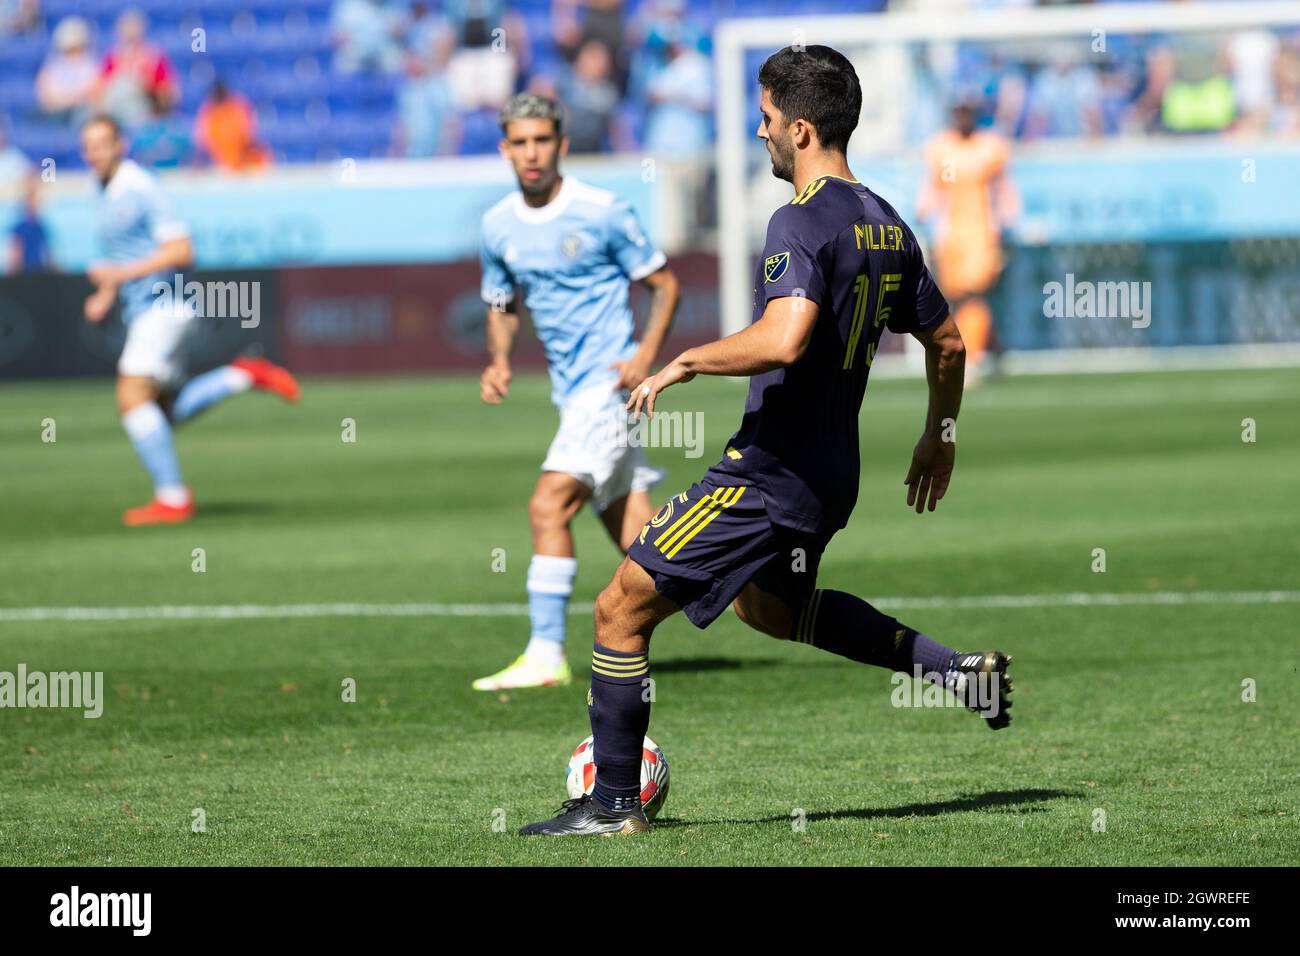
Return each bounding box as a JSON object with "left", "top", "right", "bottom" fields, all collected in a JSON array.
[{"left": 565, "top": 734, "right": 670, "bottom": 820}]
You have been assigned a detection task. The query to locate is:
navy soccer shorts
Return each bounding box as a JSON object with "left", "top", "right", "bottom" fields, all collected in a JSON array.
[{"left": 626, "top": 476, "right": 832, "bottom": 628}]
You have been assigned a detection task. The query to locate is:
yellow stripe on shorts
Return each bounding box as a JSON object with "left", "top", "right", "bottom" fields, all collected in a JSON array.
[
  {"left": 663, "top": 486, "right": 747, "bottom": 559},
  {"left": 653, "top": 492, "right": 715, "bottom": 549},
  {"left": 655, "top": 487, "right": 733, "bottom": 555}
]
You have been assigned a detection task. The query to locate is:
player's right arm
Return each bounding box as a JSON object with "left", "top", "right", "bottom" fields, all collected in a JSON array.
[
  {"left": 628, "top": 204, "right": 823, "bottom": 418},
  {"left": 481, "top": 304, "right": 519, "bottom": 404},
  {"left": 479, "top": 224, "right": 518, "bottom": 404},
  {"left": 627, "top": 296, "right": 818, "bottom": 419}
]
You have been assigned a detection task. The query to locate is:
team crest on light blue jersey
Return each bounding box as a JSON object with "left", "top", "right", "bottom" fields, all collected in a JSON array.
[
  {"left": 561, "top": 232, "right": 585, "bottom": 259},
  {"left": 479, "top": 177, "right": 667, "bottom": 406}
]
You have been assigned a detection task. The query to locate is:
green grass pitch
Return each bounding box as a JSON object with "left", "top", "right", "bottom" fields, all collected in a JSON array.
[{"left": 0, "top": 367, "right": 1296, "bottom": 866}]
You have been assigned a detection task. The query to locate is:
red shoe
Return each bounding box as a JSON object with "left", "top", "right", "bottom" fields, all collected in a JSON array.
[
  {"left": 123, "top": 497, "right": 196, "bottom": 527},
  {"left": 232, "top": 356, "right": 301, "bottom": 403}
]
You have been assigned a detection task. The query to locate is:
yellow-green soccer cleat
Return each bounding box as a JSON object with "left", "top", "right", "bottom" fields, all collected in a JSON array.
[{"left": 471, "top": 655, "right": 573, "bottom": 691}]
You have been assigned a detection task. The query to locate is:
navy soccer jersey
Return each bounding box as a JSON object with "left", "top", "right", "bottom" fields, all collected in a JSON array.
[
  {"left": 627, "top": 175, "right": 948, "bottom": 628},
  {"left": 707, "top": 174, "right": 949, "bottom": 534}
]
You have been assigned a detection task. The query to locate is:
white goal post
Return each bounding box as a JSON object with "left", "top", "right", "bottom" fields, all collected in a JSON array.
[{"left": 713, "top": 2, "right": 1300, "bottom": 373}]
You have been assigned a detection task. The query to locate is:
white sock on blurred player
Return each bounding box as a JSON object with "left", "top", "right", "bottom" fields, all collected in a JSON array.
[{"left": 525, "top": 554, "right": 577, "bottom": 663}]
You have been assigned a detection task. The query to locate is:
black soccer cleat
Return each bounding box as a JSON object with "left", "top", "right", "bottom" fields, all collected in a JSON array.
[
  {"left": 518, "top": 794, "right": 650, "bottom": 836},
  {"left": 945, "top": 651, "right": 1014, "bottom": 730}
]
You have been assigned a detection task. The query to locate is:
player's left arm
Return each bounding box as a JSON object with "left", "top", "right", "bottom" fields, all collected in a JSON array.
[
  {"left": 887, "top": 225, "right": 964, "bottom": 514},
  {"left": 904, "top": 313, "right": 964, "bottom": 514},
  {"left": 627, "top": 295, "right": 818, "bottom": 418},
  {"left": 612, "top": 265, "right": 680, "bottom": 391},
  {"left": 87, "top": 236, "right": 194, "bottom": 290},
  {"left": 606, "top": 198, "right": 681, "bottom": 390}
]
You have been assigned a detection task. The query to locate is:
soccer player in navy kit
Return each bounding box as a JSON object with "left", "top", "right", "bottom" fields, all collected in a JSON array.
[{"left": 520, "top": 46, "right": 1013, "bottom": 836}]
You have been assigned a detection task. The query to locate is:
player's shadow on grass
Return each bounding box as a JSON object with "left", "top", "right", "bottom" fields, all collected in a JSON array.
[{"left": 655, "top": 788, "right": 1078, "bottom": 828}]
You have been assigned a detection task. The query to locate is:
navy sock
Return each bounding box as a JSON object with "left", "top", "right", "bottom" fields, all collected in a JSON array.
[
  {"left": 588, "top": 642, "right": 650, "bottom": 812},
  {"left": 791, "top": 589, "right": 954, "bottom": 678}
]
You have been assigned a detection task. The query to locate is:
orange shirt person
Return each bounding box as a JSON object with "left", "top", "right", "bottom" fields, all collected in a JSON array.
[
  {"left": 195, "top": 81, "right": 270, "bottom": 172},
  {"left": 917, "top": 102, "right": 1018, "bottom": 379}
]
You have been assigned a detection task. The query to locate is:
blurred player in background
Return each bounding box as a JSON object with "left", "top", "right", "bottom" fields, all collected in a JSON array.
[
  {"left": 520, "top": 47, "right": 1010, "bottom": 836},
  {"left": 474, "top": 92, "right": 680, "bottom": 692},
  {"left": 917, "top": 98, "right": 1018, "bottom": 383},
  {"left": 80, "top": 115, "right": 301, "bottom": 526}
]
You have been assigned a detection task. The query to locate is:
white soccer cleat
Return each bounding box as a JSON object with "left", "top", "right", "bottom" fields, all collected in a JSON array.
[{"left": 472, "top": 655, "right": 573, "bottom": 691}]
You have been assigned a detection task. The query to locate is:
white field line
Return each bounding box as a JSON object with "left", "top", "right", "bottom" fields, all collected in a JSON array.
[{"left": 0, "top": 590, "right": 1297, "bottom": 623}]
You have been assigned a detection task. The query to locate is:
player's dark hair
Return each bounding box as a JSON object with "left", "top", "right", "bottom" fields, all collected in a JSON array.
[
  {"left": 499, "top": 93, "right": 564, "bottom": 137},
  {"left": 758, "top": 45, "right": 861, "bottom": 153},
  {"left": 82, "top": 113, "right": 123, "bottom": 140}
]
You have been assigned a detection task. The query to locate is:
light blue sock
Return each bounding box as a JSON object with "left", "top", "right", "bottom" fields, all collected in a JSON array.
[
  {"left": 524, "top": 555, "right": 578, "bottom": 663},
  {"left": 172, "top": 365, "right": 253, "bottom": 424},
  {"left": 122, "top": 402, "right": 187, "bottom": 503}
]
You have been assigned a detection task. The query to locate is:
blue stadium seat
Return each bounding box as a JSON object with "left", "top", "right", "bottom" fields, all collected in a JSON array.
[
  {"left": 457, "top": 109, "right": 501, "bottom": 156},
  {"left": 10, "top": 121, "right": 79, "bottom": 167}
]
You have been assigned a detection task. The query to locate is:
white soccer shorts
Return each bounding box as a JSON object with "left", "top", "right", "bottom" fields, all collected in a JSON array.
[
  {"left": 117, "top": 304, "right": 198, "bottom": 389},
  {"left": 541, "top": 381, "right": 664, "bottom": 514}
]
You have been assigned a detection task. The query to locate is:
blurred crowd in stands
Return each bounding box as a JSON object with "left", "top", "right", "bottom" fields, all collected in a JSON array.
[
  {"left": 3, "top": 0, "right": 1300, "bottom": 183},
  {"left": 4, "top": 0, "right": 1300, "bottom": 275},
  {"left": 0, "top": 0, "right": 725, "bottom": 175},
  {"left": 942, "top": 25, "right": 1300, "bottom": 141},
  {"left": 0, "top": 0, "right": 1298, "bottom": 186}
]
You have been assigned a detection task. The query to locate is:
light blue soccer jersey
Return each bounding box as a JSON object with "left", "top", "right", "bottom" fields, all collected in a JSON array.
[
  {"left": 479, "top": 176, "right": 666, "bottom": 405},
  {"left": 94, "top": 158, "right": 190, "bottom": 322}
]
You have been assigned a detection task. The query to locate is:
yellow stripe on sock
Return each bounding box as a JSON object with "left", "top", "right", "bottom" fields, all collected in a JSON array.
[
  {"left": 590, "top": 659, "right": 648, "bottom": 672},
  {"left": 805, "top": 590, "right": 824, "bottom": 644},
  {"left": 795, "top": 589, "right": 823, "bottom": 644},
  {"left": 592, "top": 650, "right": 646, "bottom": 664},
  {"left": 592, "top": 660, "right": 648, "bottom": 672},
  {"left": 592, "top": 664, "right": 648, "bottom": 679},
  {"left": 796, "top": 598, "right": 811, "bottom": 643}
]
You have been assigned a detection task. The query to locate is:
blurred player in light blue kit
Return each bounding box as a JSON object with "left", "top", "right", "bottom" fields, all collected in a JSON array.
[
  {"left": 474, "top": 93, "right": 680, "bottom": 690},
  {"left": 80, "top": 115, "right": 301, "bottom": 526}
]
